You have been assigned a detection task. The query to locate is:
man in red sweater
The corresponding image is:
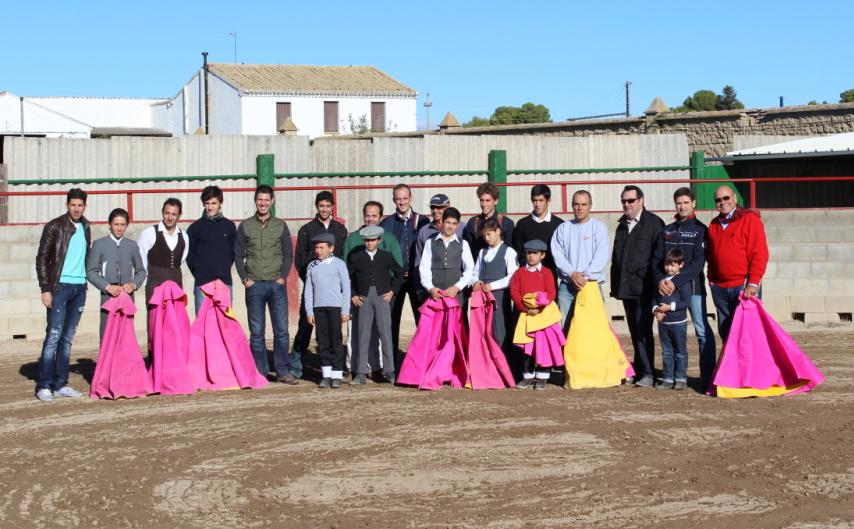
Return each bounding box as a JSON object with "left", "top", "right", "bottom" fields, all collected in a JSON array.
[{"left": 706, "top": 186, "right": 769, "bottom": 341}]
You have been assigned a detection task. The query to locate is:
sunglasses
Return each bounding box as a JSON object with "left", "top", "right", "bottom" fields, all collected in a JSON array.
[
  {"left": 714, "top": 195, "right": 732, "bottom": 204},
  {"left": 620, "top": 198, "right": 639, "bottom": 205}
]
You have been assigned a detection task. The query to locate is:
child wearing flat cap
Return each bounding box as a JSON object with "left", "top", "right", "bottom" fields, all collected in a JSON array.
[
  {"left": 305, "top": 232, "right": 350, "bottom": 388},
  {"left": 347, "top": 225, "right": 405, "bottom": 385}
]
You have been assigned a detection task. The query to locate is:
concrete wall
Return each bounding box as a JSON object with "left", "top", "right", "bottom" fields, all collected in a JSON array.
[{"left": 1, "top": 209, "right": 850, "bottom": 342}]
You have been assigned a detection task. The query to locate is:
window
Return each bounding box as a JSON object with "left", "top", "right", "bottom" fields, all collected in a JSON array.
[
  {"left": 324, "top": 101, "right": 339, "bottom": 133},
  {"left": 276, "top": 102, "right": 292, "bottom": 131},
  {"left": 371, "top": 102, "right": 386, "bottom": 132}
]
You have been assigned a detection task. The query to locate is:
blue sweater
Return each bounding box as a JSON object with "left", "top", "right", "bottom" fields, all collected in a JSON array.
[
  {"left": 652, "top": 216, "right": 708, "bottom": 296},
  {"left": 305, "top": 256, "right": 351, "bottom": 316},
  {"left": 187, "top": 214, "right": 237, "bottom": 286},
  {"left": 381, "top": 210, "right": 428, "bottom": 272},
  {"left": 654, "top": 278, "right": 692, "bottom": 324}
]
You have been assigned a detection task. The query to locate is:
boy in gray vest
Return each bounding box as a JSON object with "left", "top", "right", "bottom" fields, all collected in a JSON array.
[
  {"left": 471, "top": 218, "right": 519, "bottom": 352},
  {"left": 418, "top": 207, "right": 475, "bottom": 304},
  {"left": 305, "top": 233, "right": 351, "bottom": 389}
]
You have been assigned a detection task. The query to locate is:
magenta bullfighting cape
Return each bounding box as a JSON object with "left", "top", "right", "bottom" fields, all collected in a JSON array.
[
  {"left": 148, "top": 280, "right": 195, "bottom": 395},
  {"left": 89, "top": 292, "right": 153, "bottom": 399},
  {"left": 188, "top": 280, "right": 269, "bottom": 391},
  {"left": 467, "top": 290, "right": 515, "bottom": 389},
  {"left": 711, "top": 296, "right": 824, "bottom": 398},
  {"left": 512, "top": 291, "right": 565, "bottom": 367},
  {"left": 398, "top": 296, "right": 469, "bottom": 390}
]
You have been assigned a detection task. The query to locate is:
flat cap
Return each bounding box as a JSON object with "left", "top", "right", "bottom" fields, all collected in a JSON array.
[
  {"left": 429, "top": 193, "right": 450, "bottom": 207},
  {"left": 311, "top": 232, "right": 336, "bottom": 245},
  {"left": 523, "top": 239, "right": 548, "bottom": 252},
  {"left": 359, "top": 225, "right": 384, "bottom": 239}
]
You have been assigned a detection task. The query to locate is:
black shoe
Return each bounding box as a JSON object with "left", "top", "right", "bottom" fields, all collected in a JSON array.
[
  {"left": 383, "top": 372, "right": 396, "bottom": 385},
  {"left": 515, "top": 378, "right": 534, "bottom": 389},
  {"left": 318, "top": 377, "right": 332, "bottom": 389},
  {"left": 533, "top": 379, "right": 547, "bottom": 391},
  {"left": 331, "top": 378, "right": 343, "bottom": 389},
  {"left": 277, "top": 374, "right": 299, "bottom": 385},
  {"left": 351, "top": 374, "right": 367, "bottom": 385},
  {"left": 634, "top": 375, "right": 654, "bottom": 388}
]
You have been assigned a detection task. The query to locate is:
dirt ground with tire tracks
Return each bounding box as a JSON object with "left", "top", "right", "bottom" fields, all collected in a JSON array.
[{"left": 0, "top": 324, "right": 852, "bottom": 529}]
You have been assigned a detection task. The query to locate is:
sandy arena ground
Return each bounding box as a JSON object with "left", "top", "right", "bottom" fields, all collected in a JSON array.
[{"left": 0, "top": 323, "right": 852, "bottom": 529}]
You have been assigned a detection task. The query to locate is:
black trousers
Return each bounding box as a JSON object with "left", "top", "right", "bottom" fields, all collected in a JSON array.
[
  {"left": 390, "top": 275, "right": 422, "bottom": 352},
  {"left": 623, "top": 297, "right": 656, "bottom": 378},
  {"left": 315, "top": 307, "right": 344, "bottom": 371}
]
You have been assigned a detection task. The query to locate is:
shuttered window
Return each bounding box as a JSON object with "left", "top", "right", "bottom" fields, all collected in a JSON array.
[
  {"left": 371, "top": 102, "right": 386, "bottom": 132},
  {"left": 324, "top": 101, "right": 339, "bottom": 133},
  {"left": 276, "top": 102, "right": 292, "bottom": 131}
]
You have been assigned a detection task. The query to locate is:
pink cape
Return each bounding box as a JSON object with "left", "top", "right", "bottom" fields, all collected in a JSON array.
[
  {"left": 89, "top": 292, "right": 153, "bottom": 399},
  {"left": 188, "top": 280, "right": 269, "bottom": 391},
  {"left": 148, "top": 280, "right": 195, "bottom": 395},
  {"left": 398, "top": 296, "right": 469, "bottom": 390},
  {"left": 710, "top": 296, "right": 824, "bottom": 398},
  {"left": 513, "top": 292, "right": 565, "bottom": 368},
  {"left": 467, "top": 291, "right": 515, "bottom": 389}
]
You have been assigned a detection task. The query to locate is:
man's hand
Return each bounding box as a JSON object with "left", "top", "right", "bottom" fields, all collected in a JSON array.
[
  {"left": 428, "top": 287, "right": 443, "bottom": 300},
  {"left": 570, "top": 271, "right": 587, "bottom": 290},
  {"left": 122, "top": 282, "right": 135, "bottom": 294},
  {"left": 382, "top": 290, "right": 394, "bottom": 302},
  {"left": 445, "top": 286, "right": 460, "bottom": 298},
  {"left": 307, "top": 315, "right": 315, "bottom": 326},
  {"left": 341, "top": 314, "right": 350, "bottom": 323},
  {"left": 275, "top": 277, "right": 286, "bottom": 286},
  {"left": 472, "top": 281, "right": 483, "bottom": 292},
  {"left": 106, "top": 284, "right": 123, "bottom": 297},
  {"left": 482, "top": 283, "right": 493, "bottom": 293},
  {"left": 41, "top": 292, "right": 52, "bottom": 309},
  {"left": 656, "top": 303, "right": 671, "bottom": 313},
  {"left": 743, "top": 284, "right": 759, "bottom": 299},
  {"left": 244, "top": 279, "right": 255, "bottom": 288},
  {"left": 654, "top": 311, "right": 665, "bottom": 322},
  {"left": 526, "top": 308, "right": 540, "bottom": 316},
  {"left": 352, "top": 295, "right": 365, "bottom": 307},
  {"left": 658, "top": 279, "right": 675, "bottom": 296}
]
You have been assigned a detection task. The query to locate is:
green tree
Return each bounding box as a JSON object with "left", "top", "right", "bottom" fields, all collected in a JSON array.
[
  {"left": 489, "top": 102, "right": 551, "bottom": 125},
  {"left": 717, "top": 85, "right": 745, "bottom": 110},
  {"left": 463, "top": 116, "right": 491, "bottom": 128},
  {"left": 680, "top": 90, "right": 718, "bottom": 111},
  {"left": 840, "top": 89, "right": 854, "bottom": 103}
]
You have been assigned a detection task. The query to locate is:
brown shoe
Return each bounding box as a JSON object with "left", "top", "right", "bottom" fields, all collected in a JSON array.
[{"left": 277, "top": 374, "right": 299, "bottom": 385}]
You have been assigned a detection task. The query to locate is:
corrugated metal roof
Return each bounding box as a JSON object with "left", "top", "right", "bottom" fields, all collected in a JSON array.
[
  {"left": 725, "top": 132, "right": 854, "bottom": 159},
  {"left": 208, "top": 63, "right": 417, "bottom": 97}
]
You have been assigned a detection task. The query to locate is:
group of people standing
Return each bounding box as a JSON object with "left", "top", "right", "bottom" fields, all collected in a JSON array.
[{"left": 33, "top": 179, "right": 771, "bottom": 400}]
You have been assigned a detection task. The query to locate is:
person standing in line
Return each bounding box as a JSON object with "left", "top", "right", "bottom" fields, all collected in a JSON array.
[
  {"left": 471, "top": 218, "right": 519, "bottom": 353},
  {"left": 652, "top": 187, "right": 716, "bottom": 386},
  {"left": 512, "top": 184, "right": 563, "bottom": 273},
  {"left": 234, "top": 185, "right": 298, "bottom": 384},
  {"left": 419, "top": 207, "right": 475, "bottom": 305},
  {"left": 87, "top": 208, "right": 146, "bottom": 339},
  {"left": 610, "top": 185, "right": 664, "bottom": 388},
  {"left": 551, "top": 190, "right": 610, "bottom": 330},
  {"left": 381, "top": 184, "right": 429, "bottom": 350},
  {"left": 186, "top": 185, "right": 236, "bottom": 315},
  {"left": 413, "top": 193, "right": 465, "bottom": 304},
  {"left": 137, "top": 198, "right": 189, "bottom": 305},
  {"left": 34, "top": 188, "right": 91, "bottom": 402},
  {"left": 291, "top": 191, "right": 348, "bottom": 379},
  {"left": 463, "top": 182, "right": 514, "bottom": 259}
]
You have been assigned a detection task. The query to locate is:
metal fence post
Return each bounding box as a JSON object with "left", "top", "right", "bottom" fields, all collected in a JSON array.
[
  {"left": 488, "top": 150, "right": 507, "bottom": 214},
  {"left": 689, "top": 150, "right": 712, "bottom": 209},
  {"left": 256, "top": 153, "right": 276, "bottom": 215}
]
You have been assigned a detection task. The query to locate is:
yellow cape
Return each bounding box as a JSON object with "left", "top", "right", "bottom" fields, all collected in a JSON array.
[{"left": 513, "top": 300, "right": 562, "bottom": 345}]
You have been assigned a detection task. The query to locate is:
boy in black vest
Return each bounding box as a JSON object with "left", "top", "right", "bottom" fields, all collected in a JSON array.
[
  {"left": 419, "top": 207, "right": 475, "bottom": 305},
  {"left": 348, "top": 225, "right": 405, "bottom": 385}
]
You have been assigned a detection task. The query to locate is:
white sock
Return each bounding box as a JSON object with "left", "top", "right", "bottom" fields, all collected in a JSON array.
[
  {"left": 331, "top": 370, "right": 343, "bottom": 380},
  {"left": 321, "top": 366, "right": 332, "bottom": 378},
  {"left": 535, "top": 370, "right": 551, "bottom": 380},
  {"left": 523, "top": 372, "right": 535, "bottom": 379}
]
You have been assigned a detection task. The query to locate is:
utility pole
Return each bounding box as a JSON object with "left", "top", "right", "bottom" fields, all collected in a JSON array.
[
  {"left": 226, "top": 32, "right": 237, "bottom": 63},
  {"left": 625, "top": 81, "right": 631, "bottom": 117},
  {"left": 779, "top": 96, "right": 784, "bottom": 108},
  {"left": 423, "top": 93, "right": 432, "bottom": 130}
]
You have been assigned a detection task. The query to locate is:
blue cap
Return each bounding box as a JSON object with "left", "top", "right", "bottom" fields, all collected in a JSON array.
[{"left": 523, "top": 239, "right": 548, "bottom": 252}]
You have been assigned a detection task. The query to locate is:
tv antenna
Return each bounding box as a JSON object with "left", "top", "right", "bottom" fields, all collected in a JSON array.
[
  {"left": 225, "top": 32, "right": 238, "bottom": 63},
  {"left": 424, "top": 93, "right": 432, "bottom": 130}
]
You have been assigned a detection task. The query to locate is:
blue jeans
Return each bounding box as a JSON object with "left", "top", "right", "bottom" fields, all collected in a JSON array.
[
  {"left": 658, "top": 321, "right": 688, "bottom": 382},
  {"left": 710, "top": 284, "right": 762, "bottom": 342},
  {"left": 37, "top": 283, "right": 87, "bottom": 391},
  {"left": 193, "top": 284, "right": 232, "bottom": 316},
  {"left": 245, "top": 280, "right": 290, "bottom": 378},
  {"left": 558, "top": 281, "right": 605, "bottom": 332},
  {"left": 689, "top": 294, "right": 717, "bottom": 382}
]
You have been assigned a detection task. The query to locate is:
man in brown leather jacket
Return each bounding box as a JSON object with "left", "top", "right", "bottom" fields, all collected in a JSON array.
[{"left": 34, "top": 188, "right": 91, "bottom": 402}]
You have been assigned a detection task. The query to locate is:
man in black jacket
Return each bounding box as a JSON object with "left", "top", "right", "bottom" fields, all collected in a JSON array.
[
  {"left": 348, "top": 225, "right": 405, "bottom": 385},
  {"left": 187, "top": 186, "right": 236, "bottom": 315},
  {"left": 291, "top": 191, "right": 348, "bottom": 378},
  {"left": 610, "top": 185, "right": 664, "bottom": 387},
  {"left": 34, "top": 188, "right": 91, "bottom": 402}
]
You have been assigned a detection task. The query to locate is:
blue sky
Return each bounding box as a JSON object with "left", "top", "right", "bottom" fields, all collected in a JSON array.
[{"left": 3, "top": 0, "right": 852, "bottom": 128}]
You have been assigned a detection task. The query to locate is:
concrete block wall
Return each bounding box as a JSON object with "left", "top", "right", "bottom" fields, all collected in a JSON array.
[{"left": 1, "top": 209, "right": 852, "bottom": 341}]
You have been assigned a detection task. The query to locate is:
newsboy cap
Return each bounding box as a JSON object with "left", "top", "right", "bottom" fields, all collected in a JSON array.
[
  {"left": 523, "top": 239, "right": 548, "bottom": 252},
  {"left": 311, "top": 233, "right": 336, "bottom": 245},
  {"left": 359, "top": 225, "right": 384, "bottom": 239}
]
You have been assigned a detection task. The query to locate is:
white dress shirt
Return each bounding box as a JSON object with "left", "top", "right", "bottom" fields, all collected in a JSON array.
[
  {"left": 137, "top": 221, "right": 189, "bottom": 272},
  {"left": 471, "top": 243, "right": 519, "bottom": 290}
]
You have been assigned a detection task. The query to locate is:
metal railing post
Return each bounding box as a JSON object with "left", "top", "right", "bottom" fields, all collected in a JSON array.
[
  {"left": 488, "top": 150, "right": 508, "bottom": 214},
  {"left": 126, "top": 192, "right": 134, "bottom": 223},
  {"left": 256, "top": 153, "right": 276, "bottom": 215}
]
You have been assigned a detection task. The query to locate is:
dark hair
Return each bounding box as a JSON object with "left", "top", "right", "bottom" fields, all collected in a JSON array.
[
  {"left": 479, "top": 218, "right": 501, "bottom": 236},
  {"left": 315, "top": 190, "right": 334, "bottom": 206},
  {"left": 363, "top": 200, "right": 384, "bottom": 217},
  {"left": 530, "top": 184, "right": 551, "bottom": 201},
  {"left": 254, "top": 185, "right": 274, "bottom": 200},
  {"left": 108, "top": 208, "right": 129, "bottom": 224},
  {"left": 621, "top": 185, "right": 644, "bottom": 200},
  {"left": 201, "top": 185, "right": 224, "bottom": 204},
  {"left": 572, "top": 189, "right": 592, "bottom": 204},
  {"left": 162, "top": 198, "right": 183, "bottom": 214},
  {"left": 442, "top": 207, "right": 461, "bottom": 222},
  {"left": 664, "top": 248, "right": 685, "bottom": 265},
  {"left": 673, "top": 187, "right": 695, "bottom": 201},
  {"left": 66, "top": 188, "right": 87, "bottom": 204},
  {"left": 392, "top": 183, "right": 412, "bottom": 196},
  {"left": 476, "top": 182, "right": 500, "bottom": 200}
]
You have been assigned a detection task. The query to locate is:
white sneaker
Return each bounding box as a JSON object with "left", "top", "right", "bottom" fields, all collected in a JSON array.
[
  {"left": 36, "top": 388, "right": 54, "bottom": 402},
  {"left": 53, "top": 386, "right": 83, "bottom": 398}
]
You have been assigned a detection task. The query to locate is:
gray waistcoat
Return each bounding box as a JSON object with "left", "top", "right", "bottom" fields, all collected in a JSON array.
[
  {"left": 430, "top": 237, "right": 463, "bottom": 290},
  {"left": 478, "top": 244, "right": 508, "bottom": 282}
]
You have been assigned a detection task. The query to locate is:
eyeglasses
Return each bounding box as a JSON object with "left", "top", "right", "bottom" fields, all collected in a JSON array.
[
  {"left": 714, "top": 196, "right": 732, "bottom": 204},
  {"left": 620, "top": 198, "right": 638, "bottom": 205}
]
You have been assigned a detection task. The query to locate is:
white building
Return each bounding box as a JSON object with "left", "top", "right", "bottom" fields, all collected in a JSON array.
[{"left": 152, "top": 63, "right": 418, "bottom": 138}]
